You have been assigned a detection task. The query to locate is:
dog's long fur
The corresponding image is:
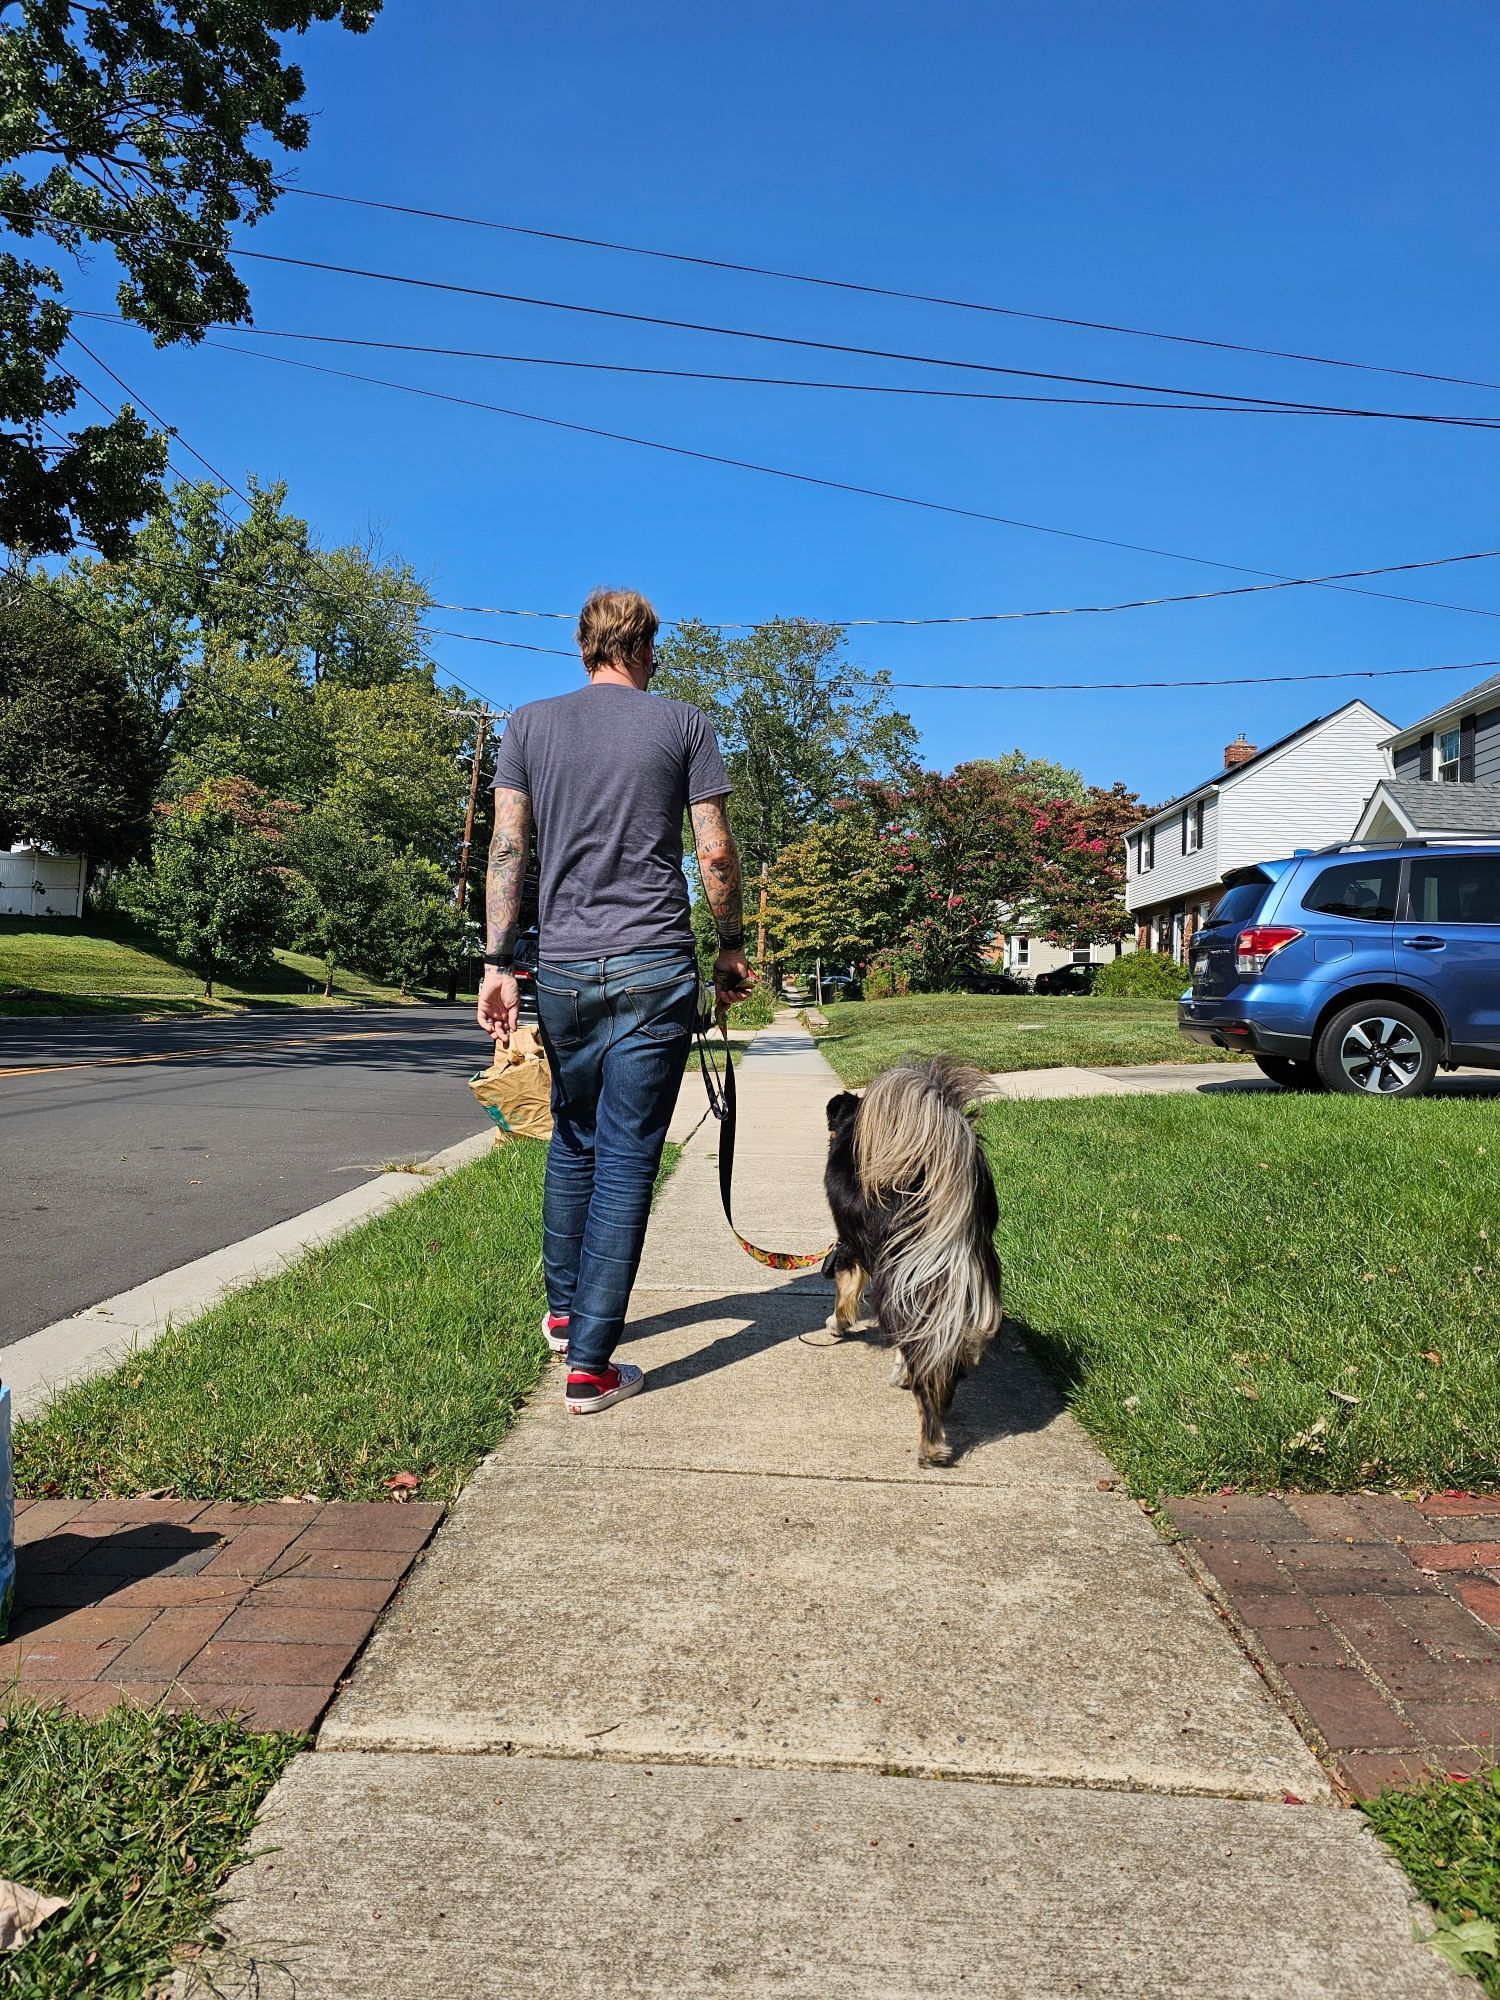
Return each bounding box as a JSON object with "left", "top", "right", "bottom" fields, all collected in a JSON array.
[{"left": 824, "top": 1054, "right": 1002, "bottom": 1466}]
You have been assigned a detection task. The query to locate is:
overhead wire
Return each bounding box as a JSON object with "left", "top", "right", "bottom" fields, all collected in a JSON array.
[
  {"left": 201, "top": 334, "right": 1500, "bottom": 623},
  {"left": 279, "top": 182, "right": 1500, "bottom": 399},
  {"left": 64, "top": 309, "right": 1500, "bottom": 431},
  {"left": 10, "top": 205, "right": 1500, "bottom": 429}
]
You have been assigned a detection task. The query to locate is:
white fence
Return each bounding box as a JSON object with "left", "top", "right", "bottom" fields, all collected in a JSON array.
[{"left": 0, "top": 844, "right": 86, "bottom": 918}]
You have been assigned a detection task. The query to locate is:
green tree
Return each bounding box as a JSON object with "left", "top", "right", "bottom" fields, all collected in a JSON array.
[
  {"left": 973, "top": 749, "right": 1087, "bottom": 802},
  {"left": 653, "top": 618, "right": 917, "bottom": 949},
  {"left": 122, "top": 776, "right": 292, "bottom": 996},
  {"left": 371, "top": 852, "right": 465, "bottom": 997},
  {"left": 287, "top": 807, "right": 394, "bottom": 997},
  {"left": 766, "top": 805, "right": 900, "bottom": 968},
  {"left": 0, "top": 0, "right": 380, "bottom": 555},
  {"left": 0, "top": 581, "right": 157, "bottom": 860}
]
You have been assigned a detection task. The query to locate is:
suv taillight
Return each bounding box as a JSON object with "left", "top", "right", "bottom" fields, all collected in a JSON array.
[{"left": 1235, "top": 925, "right": 1303, "bottom": 976}]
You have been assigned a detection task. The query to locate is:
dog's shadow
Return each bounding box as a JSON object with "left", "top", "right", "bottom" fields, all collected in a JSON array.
[{"left": 624, "top": 1290, "right": 1065, "bottom": 1462}]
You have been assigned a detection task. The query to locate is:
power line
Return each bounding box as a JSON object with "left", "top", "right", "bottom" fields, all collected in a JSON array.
[
  {"left": 202, "top": 335, "right": 1500, "bottom": 623},
  {"left": 207, "top": 242, "right": 1500, "bottom": 432},
  {"left": 65, "top": 332, "right": 251, "bottom": 503},
  {"left": 280, "top": 182, "right": 1500, "bottom": 400},
  {"left": 65, "top": 309, "right": 1500, "bottom": 431},
  {"left": 432, "top": 627, "right": 1500, "bottom": 696},
  {"left": 15, "top": 206, "right": 1498, "bottom": 430}
]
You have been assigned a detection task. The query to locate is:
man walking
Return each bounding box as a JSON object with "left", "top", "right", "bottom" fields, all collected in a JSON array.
[{"left": 477, "top": 587, "right": 749, "bottom": 1412}]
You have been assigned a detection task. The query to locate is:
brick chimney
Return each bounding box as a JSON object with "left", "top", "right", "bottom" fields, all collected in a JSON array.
[{"left": 1223, "top": 733, "right": 1257, "bottom": 769}]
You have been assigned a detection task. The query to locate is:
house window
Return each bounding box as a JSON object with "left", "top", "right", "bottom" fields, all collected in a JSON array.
[
  {"left": 1071, "top": 946, "right": 1092, "bottom": 965},
  {"left": 1183, "top": 801, "right": 1203, "bottom": 855},
  {"left": 1138, "top": 826, "right": 1155, "bottom": 873},
  {"left": 1438, "top": 728, "right": 1462, "bottom": 783},
  {"left": 1010, "top": 933, "right": 1030, "bottom": 968}
]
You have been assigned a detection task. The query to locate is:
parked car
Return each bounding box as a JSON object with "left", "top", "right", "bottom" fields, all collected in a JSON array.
[
  {"left": 965, "top": 968, "right": 1031, "bottom": 996},
  {"left": 514, "top": 926, "right": 539, "bottom": 1019},
  {"left": 1033, "top": 962, "right": 1100, "bottom": 996},
  {"left": 1179, "top": 840, "right": 1500, "bottom": 1096}
]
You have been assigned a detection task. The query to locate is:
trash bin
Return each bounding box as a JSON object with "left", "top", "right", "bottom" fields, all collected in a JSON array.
[{"left": 0, "top": 1384, "right": 13, "bottom": 1643}]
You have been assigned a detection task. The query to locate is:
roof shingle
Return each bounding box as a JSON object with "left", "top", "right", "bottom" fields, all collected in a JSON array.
[{"left": 1378, "top": 779, "right": 1500, "bottom": 833}]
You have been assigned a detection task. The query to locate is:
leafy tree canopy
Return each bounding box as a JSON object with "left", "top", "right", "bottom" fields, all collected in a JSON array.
[
  {"left": 971, "top": 748, "right": 1087, "bottom": 802},
  {"left": 0, "top": 578, "right": 156, "bottom": 859},
  {"left": 0, "top": 0, "right": 380, "bottom": 555},
  {"left": 653, "top": 618, "right": 918, "bottom": 879}
]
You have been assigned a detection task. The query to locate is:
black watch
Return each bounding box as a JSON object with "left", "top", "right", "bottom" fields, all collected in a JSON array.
[
  {"left": 482, "top": 952, "right": 515, "bottom": 971},
  {"left": 717, "top": 931, "right": 746, "bottom": 953}
]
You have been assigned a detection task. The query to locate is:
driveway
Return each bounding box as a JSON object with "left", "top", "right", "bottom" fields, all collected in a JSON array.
[{"left": 0, "top": 1008, "right": 495, "bottom": 1347}]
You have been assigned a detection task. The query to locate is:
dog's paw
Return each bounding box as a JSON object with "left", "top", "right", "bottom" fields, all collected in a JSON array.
[
  {"left": 889, "top": 1355, "right": 912, "bottom": 1389},
  {"left": 918, "top": 1441, "right": 955, "bottom": 1469}
]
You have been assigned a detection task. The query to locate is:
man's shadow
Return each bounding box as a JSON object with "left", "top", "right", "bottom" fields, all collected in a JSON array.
[{"left": 622, "top": 1288, "right": 1064, "bottom": 1460}]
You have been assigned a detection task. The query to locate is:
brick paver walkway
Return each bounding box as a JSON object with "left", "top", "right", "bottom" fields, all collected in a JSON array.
[
  {"left": 4, "top": 1497, "right": 442, "bottom": 1733},
  {"left": 1167, "top": 1490, "right": 1500, "bottom": 1798}
]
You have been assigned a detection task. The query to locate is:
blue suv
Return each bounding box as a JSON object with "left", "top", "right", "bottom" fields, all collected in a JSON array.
[{"left": 1179, "top": 841, "right": 1500, "bottom": 1096}]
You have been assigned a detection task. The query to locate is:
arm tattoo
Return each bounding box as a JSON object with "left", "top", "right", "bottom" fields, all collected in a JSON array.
[
  {"left": 690, "top": 797, "right": 744, "bottom": 942},
  {"left": 486, "top": 787, "right": 532, "bottom": 957}
]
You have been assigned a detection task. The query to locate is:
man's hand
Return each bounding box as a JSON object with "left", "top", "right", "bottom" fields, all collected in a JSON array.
[
  {"left": 712, "top": 947, "right": 753, "bottom": 1014},
  {"left": 477, "top": 968, "right": 521, "bottom": 1046}
]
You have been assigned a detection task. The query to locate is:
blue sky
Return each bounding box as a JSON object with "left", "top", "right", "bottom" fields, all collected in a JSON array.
[{"left": 61, "top": 0, "right": 1500, "bottom": 802}]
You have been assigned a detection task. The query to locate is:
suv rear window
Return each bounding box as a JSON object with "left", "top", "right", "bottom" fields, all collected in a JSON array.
[
  {"left": 1204, "top": 874, "right": 1272, "bottom": 929},
  {"left": 1408, "top": 854, "right": 1500, "bottom": 923},
  {"left": 1301, "top": 860, "right": 1399, "bottom": 921}
]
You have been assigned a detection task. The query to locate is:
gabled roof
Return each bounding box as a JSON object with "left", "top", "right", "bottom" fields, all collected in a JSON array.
[
  {"left": 1364, "top": 779, "right": 1500, "bottom": 835},
  {"left": 1131, "top": 699, "right": 1393, "bottom": 831},
  {"left": 1384, "top": 673, "right": 1500, "bottom": 749}
]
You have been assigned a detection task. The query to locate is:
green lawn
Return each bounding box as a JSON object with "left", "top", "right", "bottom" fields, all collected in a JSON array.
[
  {"left": 16, "top": 1142, "right": 552, "bottom": 1503},
  {"left": 814, "top": 993, "right": 1236, "bottom": 1086},
  {"left": 981, "top": 1092, "right": 1500, "bottom": 1495},
  {"left": 1364, "top": 1771, "right": 1500, "bottom": 1991},
  {"left": 0, "top": 916, "right": 441, "bottom": 1017},
  {"left": 0, "top": 1701, "right": 297, "bottom": 2000}
]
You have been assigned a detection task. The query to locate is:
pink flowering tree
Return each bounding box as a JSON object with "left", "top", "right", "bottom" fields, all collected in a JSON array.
[{"left": 1030, "top": 781, "right": 1145, "bottom": 950}]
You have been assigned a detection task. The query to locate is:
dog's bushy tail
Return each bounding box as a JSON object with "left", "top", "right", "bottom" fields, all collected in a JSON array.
[{"left": 853, "top": 1054, "right": 1001, "bottom": 1381}]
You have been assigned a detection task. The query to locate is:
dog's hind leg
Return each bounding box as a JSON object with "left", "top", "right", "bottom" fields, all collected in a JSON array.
[
  {"left": 914, "top": 1366, "right": 958, "bottom": 1467},
  {"left": 828, "top": 1257, "right": 871, "bottom": 1337}
]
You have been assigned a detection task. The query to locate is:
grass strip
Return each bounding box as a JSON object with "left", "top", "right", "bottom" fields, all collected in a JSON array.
[
  {"left": 815, "top": 993, "right": 1241, "bottom": 1086},
  {"left": 16, "top": 1143, "right": 551, "bottom": 1503},
  {"left": 0, "top": 1699, "right": 297, "bottom": 2000},
  {"left": 979, "top": 1092, "right": 1500, "bottom": 1494},
  {"left": 1364, "top": 1770, "right": 1500, "bottom": 1992},
  {"left": 0, "top": 915, "right": 438, "bottom": 1017}
]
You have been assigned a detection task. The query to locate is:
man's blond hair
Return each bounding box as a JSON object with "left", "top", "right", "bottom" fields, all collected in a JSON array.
[{"left": 576, "top": 587, "right": 659, "bottom": 675}]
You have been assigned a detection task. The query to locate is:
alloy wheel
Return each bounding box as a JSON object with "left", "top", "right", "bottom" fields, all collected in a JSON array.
[{"left": 1337, "top": 1015, "right": 1424, "bottom": 1094}]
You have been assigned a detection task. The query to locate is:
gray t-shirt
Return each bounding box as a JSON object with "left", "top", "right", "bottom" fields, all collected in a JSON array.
[{"left": 490, "top": 683, "right": 731, "bottom": 959}]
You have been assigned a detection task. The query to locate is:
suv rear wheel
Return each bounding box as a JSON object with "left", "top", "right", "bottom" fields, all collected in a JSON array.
[
  {"left": 1315, "top": 1000, "right": 1437, "bottom": 1098},
  {"left": 1253, "top": 1055, "right": 1324, "bottom": 1091}
]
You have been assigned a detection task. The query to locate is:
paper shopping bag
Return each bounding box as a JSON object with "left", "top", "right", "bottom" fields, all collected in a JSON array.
[{"left": 469, "top": 1023, "right": 554, "bottom": 1141}]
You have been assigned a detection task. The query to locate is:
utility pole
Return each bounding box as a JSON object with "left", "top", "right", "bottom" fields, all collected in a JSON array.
[{"left": 446, "top": 705, "right": 501, "bottom": 1003}]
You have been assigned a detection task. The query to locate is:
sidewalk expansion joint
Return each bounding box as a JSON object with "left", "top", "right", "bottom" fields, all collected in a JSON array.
[{"left": 313, "top": 1735, "right": 1338, "bottom": 1807}]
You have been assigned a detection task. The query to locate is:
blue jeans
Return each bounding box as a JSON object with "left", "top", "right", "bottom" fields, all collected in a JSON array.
[{"left": 535, "top": 947, "right": 699, "bottom": 1374}]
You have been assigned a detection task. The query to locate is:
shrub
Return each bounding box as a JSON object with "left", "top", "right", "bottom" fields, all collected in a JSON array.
[
  {"left": 1092, "top": 949, "right": 1188, "bottom": 999},
  {"left": 862, "top": 949, "right": 913, "bottom": 1001}
]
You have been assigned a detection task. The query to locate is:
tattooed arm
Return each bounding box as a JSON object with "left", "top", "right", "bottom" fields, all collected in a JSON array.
[
  {"left": 690, "top": 795, "right": 752, "bottom": 1008},
  {"left": 477, "top": 786, "right": 532, "bottom": 1045}
]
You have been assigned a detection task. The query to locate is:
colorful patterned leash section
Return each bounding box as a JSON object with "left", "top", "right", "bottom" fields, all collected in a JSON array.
[{"left": 697, "top": 1022, "right": 834, "bottom": 1271}]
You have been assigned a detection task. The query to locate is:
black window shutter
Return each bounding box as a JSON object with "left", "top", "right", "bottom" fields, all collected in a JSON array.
[
  {"left": 1460, "top": 713, "right": 1477, "bottom": 783},
  {"left": 1180, "top": 811, "right": 1188, "bottom": 855},
  {"left": 1418, "top": 732, "right": 1434, "bottom": 781}
]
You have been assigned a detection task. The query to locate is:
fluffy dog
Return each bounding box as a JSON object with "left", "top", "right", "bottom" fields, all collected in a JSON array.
[{"left": 823, "top": 1054, "right": 1002, "bottom": 1467}]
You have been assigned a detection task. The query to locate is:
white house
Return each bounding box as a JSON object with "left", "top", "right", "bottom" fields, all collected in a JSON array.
[
  {"left": 1124, "top": 702, "right": 1395, "bottom": 962},
  {"left": 0, "top": 842, "right": 87, "bottom": 919},
  {"left": 1354, "top": 672, "right": 1500, "bottom": 843}
]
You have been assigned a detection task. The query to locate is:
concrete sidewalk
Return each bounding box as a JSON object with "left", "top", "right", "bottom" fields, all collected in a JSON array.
[{"left": 195, "top": 1014, "right": 1459, "bottom": 1998}]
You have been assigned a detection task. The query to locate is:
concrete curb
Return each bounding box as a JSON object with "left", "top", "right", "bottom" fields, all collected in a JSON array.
[{"left": 1, "top": 1130, "right": 494, "bottom": 1421}]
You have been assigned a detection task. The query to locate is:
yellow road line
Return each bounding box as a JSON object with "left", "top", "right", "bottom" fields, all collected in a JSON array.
[{"left": 0, "top": 1028, "right": 406, "bottom": 1079}]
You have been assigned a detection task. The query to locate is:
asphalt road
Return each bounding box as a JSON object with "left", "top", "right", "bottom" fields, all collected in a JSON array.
[{"left": 0, "top": 1007, "right": 499, "bottom": 1349}]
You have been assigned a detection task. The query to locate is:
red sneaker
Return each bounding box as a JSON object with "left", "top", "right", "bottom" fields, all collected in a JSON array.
[
  {"left": 540, "top": 1311, "right": 570, "bottom": 1355},
  {"left": 565, "top": 1363, "right": 645, "bottom": 1413}
]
